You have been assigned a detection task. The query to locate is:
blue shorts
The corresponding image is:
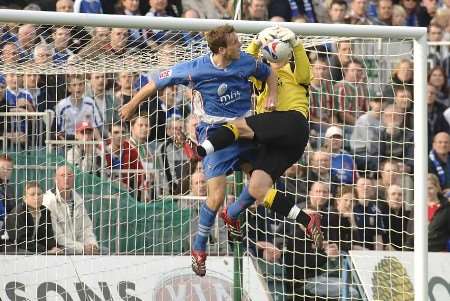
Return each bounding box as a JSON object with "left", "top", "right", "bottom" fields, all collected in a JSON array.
[{"left": 196, "top": 122, "right": 256, "bottom": 180}]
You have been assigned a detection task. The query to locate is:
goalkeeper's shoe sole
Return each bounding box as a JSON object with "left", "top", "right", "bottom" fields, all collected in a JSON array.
[
  {"left": 219, "top": 207, "right": 242, "bottom": 241},
  {"left": 191, "top": 250, "right": 207, "bottom": 277},
  {"left": 306, "top": 213, "right": 324, "bottom": 250}
]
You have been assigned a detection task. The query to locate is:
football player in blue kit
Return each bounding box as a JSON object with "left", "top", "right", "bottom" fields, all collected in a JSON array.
[{"left": 119, "top": 24, "right": 278, "bottom": 277}]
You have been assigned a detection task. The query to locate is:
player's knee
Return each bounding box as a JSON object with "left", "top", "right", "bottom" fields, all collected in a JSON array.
[
  {"left": 248, "top": 170, "right": 273, "bottom": 201},
  {"left": 230, "top": 118, "right": 246, "bottom": 129},
  {"left": 248, "top": 181, "right": 268, "bottom": 201},
  {"left": 231, "top": 119, "right": 254, "bottom": 139},
  {"left": 206, "top": 191, "right": 225, "bottom": 211}
]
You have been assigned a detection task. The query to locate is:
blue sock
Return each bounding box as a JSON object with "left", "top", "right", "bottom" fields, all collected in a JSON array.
[
  {"left": 226, "top": 186, "right": 256, "bottom": 219},
  {"left": 193, "top": 202, "right": 217, "bottom": 252}
]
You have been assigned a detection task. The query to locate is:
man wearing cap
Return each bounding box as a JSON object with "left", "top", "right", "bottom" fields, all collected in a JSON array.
[
  {"left": 66, "top": 121, "right": 105, "bottom": 176},
  {"left": 351, "top": 90, "right": 384, "bottom": 171},
  {"left": 323, "top": 125, "right": 357, "bottom": 185}
]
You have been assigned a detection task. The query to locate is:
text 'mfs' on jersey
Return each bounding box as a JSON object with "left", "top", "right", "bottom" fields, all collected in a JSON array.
[{"left": 153, "top": 51, "right": 271, "bottom": 123}]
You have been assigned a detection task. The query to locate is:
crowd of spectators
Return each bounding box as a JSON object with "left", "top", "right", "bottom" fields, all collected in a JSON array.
[{"left": 0, "top": 1, "right": 449, "bottom": 300}]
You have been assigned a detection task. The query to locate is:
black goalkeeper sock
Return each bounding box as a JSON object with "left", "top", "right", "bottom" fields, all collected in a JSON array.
[
  {"left": 263, "top": 188, "right": 311, "bottom": 226},
  {"left": 198, "top": 124, "right": 239, "bottom": 156}
]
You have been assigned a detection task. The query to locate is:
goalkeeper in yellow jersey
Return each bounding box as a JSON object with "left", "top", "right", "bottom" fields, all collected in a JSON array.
[{"left": 185, "top": 26, "right": 324, "bottom": 249}]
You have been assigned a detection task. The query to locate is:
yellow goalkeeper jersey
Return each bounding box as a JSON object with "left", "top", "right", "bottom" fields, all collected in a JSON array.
[{"left": 246, "top": 40, "right": 311, "bottom": 118}]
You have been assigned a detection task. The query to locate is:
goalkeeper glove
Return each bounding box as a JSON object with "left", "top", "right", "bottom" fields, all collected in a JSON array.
[
  {"left": 253, "top": 26, "right": 278, "bottom": 46},
  {"left": 277, "top": 26, "right": 301, "bottom": 47}
]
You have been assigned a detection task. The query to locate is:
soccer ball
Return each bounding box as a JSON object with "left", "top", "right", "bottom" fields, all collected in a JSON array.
[{"left": 261, "top": 39, "right": 292, "bottom": 63}]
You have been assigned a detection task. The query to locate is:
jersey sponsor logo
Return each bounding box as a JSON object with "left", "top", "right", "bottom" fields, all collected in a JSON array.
[
  {"left": 217, "top": 83, "right": 228, "bottom": 96},
  {"left": 217, "top": 83, "right": 241, "bottom": 105},
  {"left": 159, "top": 69, "right": 172, "bottom": 79},
  {"left": 220, "top": 90, "right": 241, "bottom": 105}
]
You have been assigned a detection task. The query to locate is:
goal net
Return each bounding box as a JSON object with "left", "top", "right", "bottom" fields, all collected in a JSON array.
[{"left": 0, "top": 11, "right": 427, "bottom": 301}]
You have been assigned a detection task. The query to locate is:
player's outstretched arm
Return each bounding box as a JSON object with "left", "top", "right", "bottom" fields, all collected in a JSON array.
[
  {"left": 277, "top": 27, "right": 312, "bottom": 84},
  {"left": 292, "top": 43, "right": 312, "bottom": 85},
  {"left": 119, "top": 80, "right": 158, "bottom": 120}
]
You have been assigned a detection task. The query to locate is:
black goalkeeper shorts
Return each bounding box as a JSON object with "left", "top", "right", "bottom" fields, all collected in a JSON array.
[{"left": 245, "top": 110, "right": 309, "bottom": 181}]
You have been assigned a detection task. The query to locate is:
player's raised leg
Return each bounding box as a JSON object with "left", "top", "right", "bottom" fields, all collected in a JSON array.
[
  {"left": 250, "top": 171, "right": 323, "bottom": 249},
  {"left": 195, "top": 111, "right": 304, "bottom": 158},
  {"left": 196, "top": 119, "right": 254, "bottom": 157},
  {"left": 223, "top": 169, "right": 324, "bottom": 249},
  {"left": 221, "top": 112, "right": 324, "bottom": 248}
]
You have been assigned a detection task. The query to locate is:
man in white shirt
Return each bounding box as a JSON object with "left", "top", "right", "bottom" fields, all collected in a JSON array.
[
  {"left": 351, "top": 92, "right": 384, "bottom": 171},
  {"left": 43, "top": 165, "right": 99, "bottom": 255},
  {"left": 55, "top": 74, "right": 103, "bottom": 140}
]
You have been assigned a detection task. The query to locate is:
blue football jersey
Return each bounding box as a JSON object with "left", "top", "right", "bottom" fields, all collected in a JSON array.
[
  {"left": 5, "top": 89, "right": 18, "bottom": 107},
  {"left": 53, "top": 49, "right": 72, "bottom": 64},
  {"left": 153, "top": 51, "right": 270, "bottom": 123},
  {"left": 5, "top": 89, "right": 32, "bottom": 107}
]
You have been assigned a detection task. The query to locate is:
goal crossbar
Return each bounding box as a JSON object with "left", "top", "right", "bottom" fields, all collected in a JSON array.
[{"left": 0, "top": 9, "right": 426, "bottom": 39}]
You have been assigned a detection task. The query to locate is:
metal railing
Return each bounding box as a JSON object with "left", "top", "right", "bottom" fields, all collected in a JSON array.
[{"left": 0, "top": 111, "right": 51, "bottom": 154}]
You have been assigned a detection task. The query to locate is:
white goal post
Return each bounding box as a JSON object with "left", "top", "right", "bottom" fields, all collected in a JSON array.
[{"left": 0, "top": 9, "right": 428, "bottom": 300}]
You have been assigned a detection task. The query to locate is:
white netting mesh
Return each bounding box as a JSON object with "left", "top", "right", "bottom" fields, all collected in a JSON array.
[
  {"left": 0, "top": 24, "right": 356, "bottom": 74},
  {"left": 0, "top": 19, "right": 420, "bottom": 301}
]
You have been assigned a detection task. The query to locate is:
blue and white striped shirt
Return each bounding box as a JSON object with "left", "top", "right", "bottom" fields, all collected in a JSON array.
[{"left": 55, "top": 95, "right": 103, "bottom": 135}]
